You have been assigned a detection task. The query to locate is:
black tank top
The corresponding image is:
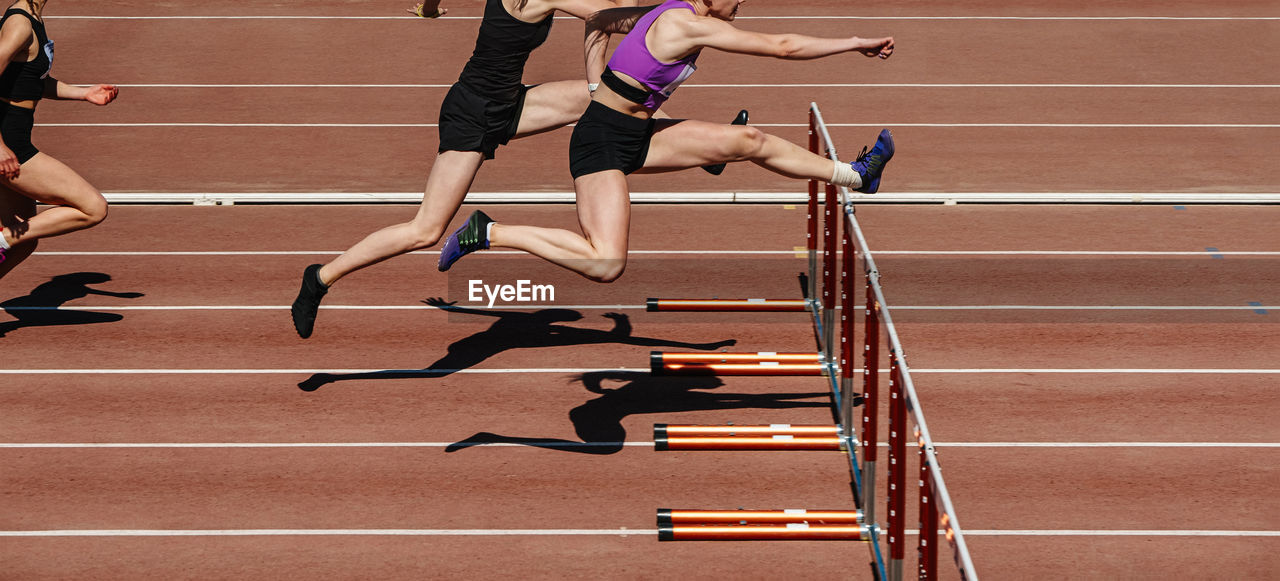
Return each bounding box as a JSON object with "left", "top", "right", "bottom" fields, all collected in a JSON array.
[
  {"left": 0, "top": 8, "right": 53, "bottom": 101},
  {"left": 456, "top": 0, "right": 553, "bottom": 102}
]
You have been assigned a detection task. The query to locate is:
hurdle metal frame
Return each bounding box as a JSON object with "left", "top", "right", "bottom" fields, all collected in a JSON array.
[{"left": 807, "top": 103, "right": 979, "bottom": 580}]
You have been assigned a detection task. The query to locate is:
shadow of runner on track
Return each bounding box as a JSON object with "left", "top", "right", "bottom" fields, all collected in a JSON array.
[
  {"left": 444, "top": 371, "right": 830, "bottom": 455},
  {"left": 0, "top": 272, "right": 143, "bottom": 338},
  {"left": 297, "top": 298, "right": 737, "bottom": 392}
]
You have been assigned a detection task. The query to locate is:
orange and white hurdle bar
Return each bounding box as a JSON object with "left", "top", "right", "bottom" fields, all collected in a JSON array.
[
  {"left": 649, "top": 351, "right": 825, "bottom": 376},
  {"left": 654, "top": 423, "right": 843, "bottom": 451},
  {"left": 645, "top": 298, "right": 808, "bottom": 312},
  {"left": 658, "top": 509, "right": 867, "bottom": 541}
]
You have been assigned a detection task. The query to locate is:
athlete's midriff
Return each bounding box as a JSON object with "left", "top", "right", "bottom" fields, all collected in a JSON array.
[{"left": 0, "top": 97, "right": 37, "bottom": 110}]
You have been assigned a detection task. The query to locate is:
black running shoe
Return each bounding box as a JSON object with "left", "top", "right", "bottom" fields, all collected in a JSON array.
[
  {"left": 701, "top": 109, "right": 749, "bottom": 176},
  {"left": 291, "top": 264, "right": 328, "bottom": 339},
  {"left": 438, "top": 210, "right": 494, "bottom": 271}
]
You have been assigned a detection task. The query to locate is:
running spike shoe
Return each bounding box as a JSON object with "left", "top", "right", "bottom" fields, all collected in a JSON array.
[
  {"left": 291, "top": 263, "right": 328, "bottom": 339},
  {"left": 701, "top": 109, "right": 750, "bottom": 176},
  {"left": 438, "top": 210, "right": 494, "bottom": 272},
  {"left": 849, "top": 129, "right": 895, "bottom": 194}
]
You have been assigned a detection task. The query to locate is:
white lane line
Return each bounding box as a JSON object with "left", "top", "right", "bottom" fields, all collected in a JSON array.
[
  {"left": 38, "top": 123, "right": 437, "bottom": 128},
  {"left": 36, "top": 122, "right": 1280, "bottom": 128},
  {"left": 953, "top": 530, "right": 1280, "bottom": 537},
  {"left": 907, "top": 369, "right": 1280, "bottom": 374},
  {"left": 0, "top": 442, "right": 651, "bottom": 448},
  {"left": 0, "top": 529, "right": 652, "bottom": 537},
  {"left": 928, "top": 442, "right": 1280, "bottom": 448},
  {"left": 91, "top": 192, "right": 1280, "bottom": 204},
  {"left": 2, "top": 368, "right": 1277, "bottom": 375},
  {"left": 3, "top": 442, "right": 1275, "bottom": 449},
  {"left": 29, "top": 250, "right": 1280, "bottom": 257},
  {"left": 2, "top": 305, "right": 1273, "bottom": 312},
  {"left": 30, "top": 250, "right": 797, "bottom": 256},
  {"left": 2, "top": 528, "right": 1275, "bottom": 538},
  {"left": 45, "top": 15, "right": 1280, "bottom": 21},
  {"left": 0, "top": 368, "right": 640, "bottom": 375},
  {"left": 108, "top": 83, "right": 1280, "bottom": 88},
  {"left": 0, "top": 305, "right": 650, "bottom": 311},
  {"left": 895, "top": 306, "right": 1278, "bottom": 311},
  {"left": 874, "top": 250, "right": 1280, "bottom": 256}
]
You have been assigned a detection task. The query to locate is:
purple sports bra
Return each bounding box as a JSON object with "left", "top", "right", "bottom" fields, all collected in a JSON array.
[{"left": 606, "top": 0, "right": 700, "bottom": 110}]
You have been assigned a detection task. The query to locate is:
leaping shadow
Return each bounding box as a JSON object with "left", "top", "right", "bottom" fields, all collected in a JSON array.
[
  {"left": 445, "top": 370, "right": 829, "bottom": 454},
  {"left": 0, "top": 272, "right": 143, "bottom": 338},
  {"left": 298, "top": 298, "right": 736, "bottom": 391}
]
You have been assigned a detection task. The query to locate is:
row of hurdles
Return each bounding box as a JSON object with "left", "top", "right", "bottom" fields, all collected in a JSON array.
[{"left": 639, "top": 103, "right": 978, "bottom": 580}]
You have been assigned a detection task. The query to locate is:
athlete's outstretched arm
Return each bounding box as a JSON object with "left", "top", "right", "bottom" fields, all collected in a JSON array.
[
  {"left": 654, "top": 10, "right": 893, "bottom": 62},
  {"left": 42, "top": 77, "right": 119, "bottom": 105}
]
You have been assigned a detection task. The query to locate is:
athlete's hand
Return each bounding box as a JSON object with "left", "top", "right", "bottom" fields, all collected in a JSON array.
[
  {"left": 854, "top": 37, "right": 894, "bottom": 59},
  {"left": 84, "top": 84, "right": 119, "bottom": 106},
  {"left": 0, "top": 147, "right": 19, "bottom": 179},
  {"left": 408, "top": 0, "right": 447, "bottom": 18}
]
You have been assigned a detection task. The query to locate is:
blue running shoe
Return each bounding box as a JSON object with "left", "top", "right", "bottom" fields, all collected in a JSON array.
[
  {"left": 849, "top": 129, "right": 895, "bottom": 194},
  {"left": 438, "top": 210, "right": 494, "bottom": 271}
]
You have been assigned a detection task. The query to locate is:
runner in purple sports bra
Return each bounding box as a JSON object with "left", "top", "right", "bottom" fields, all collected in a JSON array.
[
  {"left": 439, "top": 0, "right": 899, "bottom": 284},
  {"left": 603, "top": 0, "right": 701, "bottom": 111}
]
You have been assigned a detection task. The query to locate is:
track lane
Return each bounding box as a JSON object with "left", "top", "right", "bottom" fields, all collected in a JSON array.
[
  {"left": 10, "top": 2, "right": 1280, "bottom": 578},
  {"left": 27, "top": 125, "right": 1279, "bottom": 193},
  {"left": 0, "top": 374, "right": 835, "bottom": 443},
  {"left": 42, "top": 85, "right": 1280, "bottom": 126},
  {"left": 1, "top": 446, "right": 854, "bottom": 530}
]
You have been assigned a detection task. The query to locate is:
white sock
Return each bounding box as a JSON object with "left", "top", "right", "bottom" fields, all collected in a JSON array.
[
  {"left": 0, "top": 231, "right": 10, "bottom": 250},
  {"left": 829, "top": 160, "right": 863, "bottom": 189},
  {"left": 485, "top": 221, "right": 495, "bottom": 241}
]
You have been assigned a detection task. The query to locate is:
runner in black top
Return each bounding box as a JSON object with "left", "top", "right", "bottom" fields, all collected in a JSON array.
[
  {"left": 0, "top": 0, "right": 119, "bottom": 278},
  {"left": 290, "top": 0, "right": 650, "bottom": 338}
]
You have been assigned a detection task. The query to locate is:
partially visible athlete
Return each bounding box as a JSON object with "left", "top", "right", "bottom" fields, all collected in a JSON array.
[
  {"left": 1, "top": 0, "right": 119, "bottom": 279},
  {"left": 291, "top": 0, "right": 740, "bottom": 338}
]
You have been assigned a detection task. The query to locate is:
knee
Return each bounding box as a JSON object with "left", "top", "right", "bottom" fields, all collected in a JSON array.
[
  {"left": 80, "top": 192, "right": 108, "bottom": 227},
  {"left": 728, "top": 126, "right": 767, "bottom": 159},
  {"left": 583, "top": 259, "right": 627, "bottom": 283},
  {"left": 405, "top": 221, "right": 446, "bottom": 250}
]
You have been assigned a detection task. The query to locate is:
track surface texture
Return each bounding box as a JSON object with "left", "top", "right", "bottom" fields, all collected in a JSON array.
[{"left": 2, "top": 1, "right": 1278, "bottom": 579}]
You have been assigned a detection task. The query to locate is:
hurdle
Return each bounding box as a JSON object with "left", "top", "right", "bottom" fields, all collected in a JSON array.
[
  {"left": 657, "top": 508, "right": 867, "bottom": 541},
  {"left": 654, "top": 423, "right": 842, "bottom": 451},
  {"left": 645, "top": 105, "right": 859, "bottom": 551},
  {"left": 650, "top": 350, "right": 825, "bottom": 376},
  {"left": 645, "top": 298, "right": 807, "bottom": 312},
  {"left": 646, "top": 103, "right": 978, "bottom": 579},
  {"left": 658, "top": 508, "right": 863, "bottom": 525},
  {"left": 658, "top": 523, "right": 869, "bottom": 542},
  {"left": 804, "top": 104, "right": 979, "bottom": 580}
]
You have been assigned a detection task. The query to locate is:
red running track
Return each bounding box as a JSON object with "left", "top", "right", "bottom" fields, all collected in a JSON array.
[{"left": 3, "top": 1, "right": 1280, "bottom": 579}]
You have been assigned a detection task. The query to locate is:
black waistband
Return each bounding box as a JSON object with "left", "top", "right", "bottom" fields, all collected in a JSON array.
[
  {"left": 581, "top": 100, "right": 653, "bottom": 131},
  {"left": 601, "top": 67, "right": 652, "bottom": 106}
]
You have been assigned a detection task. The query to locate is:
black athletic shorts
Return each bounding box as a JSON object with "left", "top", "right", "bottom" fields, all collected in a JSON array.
[
  {"left": 569, "top": 101, "right": 656, "bottom": 179},
  {"left": 0, "top": 103, "right": 38, "bottom": 164},
  {"left": 437, "top": 81, "right": 529, "bottom": 160}
]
